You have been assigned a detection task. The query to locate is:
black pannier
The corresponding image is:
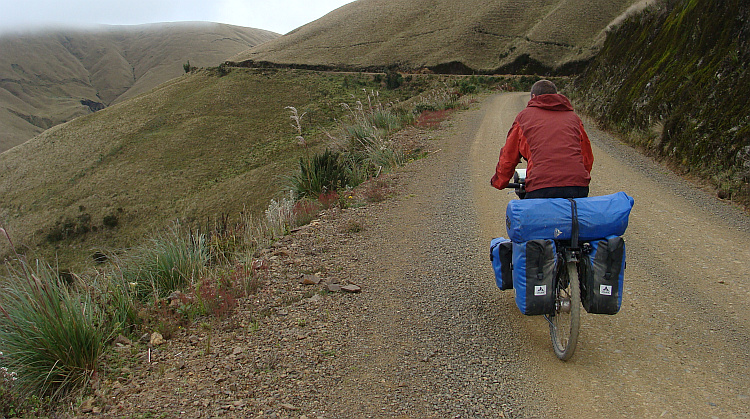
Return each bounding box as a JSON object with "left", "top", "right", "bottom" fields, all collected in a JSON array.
[{"left": 581, "top": 236, "right": 626, "bottom": 315}]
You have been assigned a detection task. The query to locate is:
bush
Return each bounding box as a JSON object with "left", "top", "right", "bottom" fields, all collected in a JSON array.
[{"left": 385, "top": 70, "right": 403, "bottom": 90}]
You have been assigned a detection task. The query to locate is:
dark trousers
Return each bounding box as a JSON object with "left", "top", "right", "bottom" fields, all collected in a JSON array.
[{"left": 524, "top": 186, "right": 589, "bottom": 199}]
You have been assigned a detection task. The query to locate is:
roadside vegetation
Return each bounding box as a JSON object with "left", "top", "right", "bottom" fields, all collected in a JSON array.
[
  {"left": 0, "top": 70, "right": 538, "bottom": 415},
  {"left": 572, "top": 0, "right": 750, "bottom": 206}
]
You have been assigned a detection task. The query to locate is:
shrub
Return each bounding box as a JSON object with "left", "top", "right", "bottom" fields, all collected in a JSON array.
[
  {"left": 103, "top": 214, "right": 118, "bottom": 228},
  {"left": 0, "top": 232, "right": 110, "bottom": 399},
  {"left": 385, "top": 70, "right": 403, "bottom": 90},
  {"left": 458, "top": 79, "right": 478, "bottom": 95}
]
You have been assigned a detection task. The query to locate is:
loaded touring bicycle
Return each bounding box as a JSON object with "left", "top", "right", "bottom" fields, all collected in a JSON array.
[{"left": 490, "top": 170, "right": 634, "bottom": 360}]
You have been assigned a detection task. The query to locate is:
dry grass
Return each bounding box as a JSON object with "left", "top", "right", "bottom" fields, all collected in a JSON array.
[
  {"left": 232, "top": 0, "right": 642, "bottom": 73},
  {"left": 0, "top": 69, "right": 455, "bottom": 270},
  {"left": 0, "top": 23, "right": 280, "bottom": 152}
]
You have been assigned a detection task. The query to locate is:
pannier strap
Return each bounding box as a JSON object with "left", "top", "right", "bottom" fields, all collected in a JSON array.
[{"left": 567, "top": 198, "right": 579, "bottom": 249}]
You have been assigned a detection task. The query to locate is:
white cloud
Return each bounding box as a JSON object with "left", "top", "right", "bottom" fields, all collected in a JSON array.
[{"left": 0, "top": 0, "right": 355, "bottom": 35}]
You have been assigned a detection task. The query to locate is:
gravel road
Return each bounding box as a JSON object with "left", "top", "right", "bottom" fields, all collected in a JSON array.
[{"left": 105, "top": 93, "right": 749, "bottom": 418}]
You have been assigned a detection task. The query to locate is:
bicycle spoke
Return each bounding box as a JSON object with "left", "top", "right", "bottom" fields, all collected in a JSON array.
[{"left": 548, "top": 260, "right": 581, "bottom": 361}]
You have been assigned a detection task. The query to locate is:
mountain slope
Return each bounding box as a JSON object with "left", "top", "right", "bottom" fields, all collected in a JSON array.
[
  {"left": 0, "top": 23, "right": 279, "bottom": 152},
  {"left": 0, "top": 68, "right": 434, "bottom": 269},
  {"left": 231, "top": 0, "right": 643, "bottom": 74},
  {"left": 573, "top": 0, "right": 750, "bottom": 205}
]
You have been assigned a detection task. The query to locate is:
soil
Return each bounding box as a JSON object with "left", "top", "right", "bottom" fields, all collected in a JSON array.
[{"left": 82, "top": 93, "right": 750, "bottom": 418}]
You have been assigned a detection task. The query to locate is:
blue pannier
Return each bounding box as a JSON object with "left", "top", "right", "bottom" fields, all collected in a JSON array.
[
  {"left": 506, "top": 192, "right": 634, "bottom": 243},
  {"left": 581, "top": 236, "right": 626, "bottom": 314},
  {"left": 512, "top": 239, "right": 556, "bottom": 315},
  {"left": 490, "top": 237, "right": 513, "bottom": 290}
]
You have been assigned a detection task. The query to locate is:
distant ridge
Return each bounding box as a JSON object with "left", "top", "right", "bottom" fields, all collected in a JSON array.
[
  {"left": 0, "top": 22, "right": 279, "bottom": 152},
  {"left": 231, "top": 0, "right": 643, "bottom": 74}
]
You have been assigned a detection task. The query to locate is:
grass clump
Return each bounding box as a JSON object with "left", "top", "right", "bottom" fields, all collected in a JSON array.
[
  {"left": 289, "top": 149, "right": 354, "bottom": 199},
  {"left": 122, "top": 222, "right": 209, "bottom": 300},
  {"left": 0, "top": 229, "right": 110, "bottom": 401}
]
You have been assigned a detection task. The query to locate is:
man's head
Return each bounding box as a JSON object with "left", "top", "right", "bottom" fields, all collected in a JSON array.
[{"left": 530, "top": 80, "right": 558, "bottom": 98}]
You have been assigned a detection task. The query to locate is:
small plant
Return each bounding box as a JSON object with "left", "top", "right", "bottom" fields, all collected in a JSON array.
[
  {"left": 265, "top": 191, "right": 296, "bottom": 237},
  {"left": 1, "top": 353, "right": 23, "bottom": 418},
  {"left": 285, "top": 106, "right": 307, "bottom": 147},
  {"left": 195, "top": 276, "right": 237, "bottom": 318},
  {"left": 343, "top": 220, "right": 364, "bottom": 233},
  {"left": 292, "top": 199, "right": 322, "bottom": 226}
]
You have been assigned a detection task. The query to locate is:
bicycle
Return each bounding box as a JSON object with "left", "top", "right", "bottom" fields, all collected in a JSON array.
[{"left": 506, "top": 170, "right": 581, "bottom": 361}]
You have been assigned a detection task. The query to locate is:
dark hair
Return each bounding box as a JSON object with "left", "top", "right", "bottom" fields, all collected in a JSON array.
[{"left": 530, "top": 80, "right": 558, "bottom": 96}]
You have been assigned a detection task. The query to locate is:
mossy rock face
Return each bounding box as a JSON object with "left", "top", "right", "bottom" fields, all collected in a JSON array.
[{"left": 573, "top": 0, "right": 750, "bottom": 204}]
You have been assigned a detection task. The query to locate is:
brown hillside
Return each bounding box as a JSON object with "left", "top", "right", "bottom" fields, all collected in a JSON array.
[
  {"left": 0, "top": 23, "right": 279, "bottom": 152},
  {"left": 231, "top": 0, "right": 642, "bottom": 74}
]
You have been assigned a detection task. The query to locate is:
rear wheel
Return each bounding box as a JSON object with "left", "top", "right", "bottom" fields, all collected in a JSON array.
[{"left": 547, "top": 261, "right": 581, "bottom": 361}]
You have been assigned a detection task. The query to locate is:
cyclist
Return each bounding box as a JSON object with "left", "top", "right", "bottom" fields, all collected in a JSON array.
[{"left": 490, "top": 80, "right": 593, "bottom": 199}]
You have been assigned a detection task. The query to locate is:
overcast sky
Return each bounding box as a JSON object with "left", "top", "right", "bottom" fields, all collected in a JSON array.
[{"left": 0, "top": 0, "right": 356, "bottom": 35}]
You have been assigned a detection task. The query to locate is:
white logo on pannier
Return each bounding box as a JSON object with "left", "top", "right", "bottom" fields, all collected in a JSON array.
[
  {"left": 600, "top": 285, "right": 613, "bottom": 296},
  {"left": 535, "top": 285, "right": 547, "bottom": 296}
]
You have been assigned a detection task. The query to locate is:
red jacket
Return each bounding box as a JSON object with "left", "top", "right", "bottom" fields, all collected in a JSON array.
[{"left": 490, "top": 94, "right": 593, "bottom": 192}]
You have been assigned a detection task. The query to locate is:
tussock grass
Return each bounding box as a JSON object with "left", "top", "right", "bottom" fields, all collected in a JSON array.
[
  {"left": 0, "top": 228, "right": 110, "bottom": 400},
  {"left": 122, "top": 223, "right": 209, "bottom": 300}
]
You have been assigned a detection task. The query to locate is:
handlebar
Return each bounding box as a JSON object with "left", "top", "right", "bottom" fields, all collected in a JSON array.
[{"left": 506, "top": 183, "right": 523, "bottom": 189}]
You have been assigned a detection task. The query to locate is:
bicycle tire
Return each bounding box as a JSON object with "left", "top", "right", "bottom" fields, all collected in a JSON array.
[{"left": 547, "top": 261, "right": 581, "bottom": 361}]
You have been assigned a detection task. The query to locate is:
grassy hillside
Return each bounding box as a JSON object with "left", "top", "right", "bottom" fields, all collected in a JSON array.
[
  {"left": 231, "top": 0, "right": 643, "bottom": 74},
  {"left": 573, "top": 0, "right": 750, "bottom": 205},
  {"left": 0, "top": 23, "right": 279, "bottom": 152},
  {"left": 0, "top": 67, "right": 476, "bottom": 270}
]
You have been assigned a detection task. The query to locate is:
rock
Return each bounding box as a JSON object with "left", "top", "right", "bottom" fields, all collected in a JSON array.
[
  {"left": 150, "top": 332, "right": 166, "bottom": 346},
  {"left": 326, "top": 283, "right": 342, "bottom": 292},
  {"left": 301, "top": 274, "right": 321, "bottom": 285},
  {"left": 114, "top": 334, "right": 132, "bottom": 347},
  {"left": 232, "top": 347, "right": 244, "bottom": 356},
  {"left": 281, "top": 403, "right": 300, "bottom": 410},
  {"left": 307, "top": 294, "right": 323, "bottom": 303},
  {"left": 341, "top": 284, "right": 362, "bottom": 293},
  {"left": 80, "top": 397, "right": 95, "bottom": 413},
  {"left": 273, "top": 248, "right": 291, "bottom": 257}
]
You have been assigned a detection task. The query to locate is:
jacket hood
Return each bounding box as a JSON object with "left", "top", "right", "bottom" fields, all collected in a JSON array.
[{"left": 527, "top": 93, "right": 574, "bottom": 111}]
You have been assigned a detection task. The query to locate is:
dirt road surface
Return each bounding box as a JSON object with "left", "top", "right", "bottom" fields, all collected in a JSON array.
[
  {"left": 108, "top": 93, "right": 749, "bottom": 418},
  {"left": 470, "top": 93, "right": 750, "bottom": 418}
]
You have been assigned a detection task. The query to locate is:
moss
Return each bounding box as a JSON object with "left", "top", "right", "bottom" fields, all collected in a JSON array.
[{"left": 573, "top": 0, "right": 750, "bottom": 204}]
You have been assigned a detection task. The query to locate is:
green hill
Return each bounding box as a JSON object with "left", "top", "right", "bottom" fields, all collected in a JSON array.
[
  {"left": 231, "top": 0, "right": 644, "bottom": 74},
  {"left": 573, "top": 0, "right": 750, "bottom": 205},
  {"left": 0, "top": 67, "right": 458, "bottom": 269},
  {"left": 0, "top": 23, "right": 279, "bottom": 152}
]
